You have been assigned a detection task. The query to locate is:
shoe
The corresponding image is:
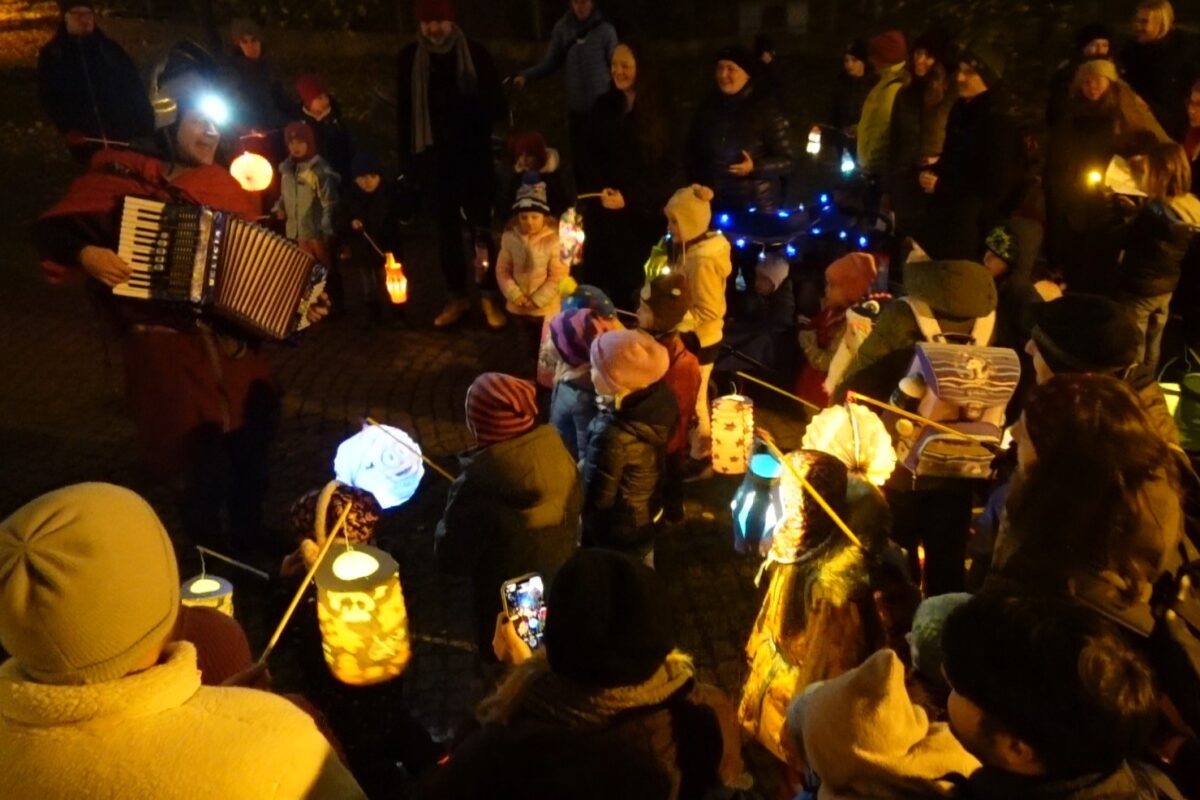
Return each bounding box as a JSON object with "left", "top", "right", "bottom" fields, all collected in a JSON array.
[
  {"left": 480, "top": 294, "right": 508, "bottom": 330},
  {"left": 433, "top": 296, "right": 470, "bottom": 328},
  {"left": 681, "top": 457, "right": 714, "bottom": 483}
]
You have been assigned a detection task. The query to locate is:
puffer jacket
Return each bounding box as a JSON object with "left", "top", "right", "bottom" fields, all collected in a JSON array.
[
  {"left": 436, "top": 424, "right": 582, "bottom": 649},
  {"left": 275, "top": 155, "right": 339, "bottom": 241},
  {"left": 1113, "top": 194, "right": 1200, "bottom": 298},
  {"left": 685, "top": 84, "right": 794, "bottom": 213},
  {"left": 521, "top": 10, "right": 617, "bottom": 114},
  {"left": 834, "top": 260, "right": 998, "bottom": 403},
  {"left": 856, "top": 61, "right": 909, "bottom": 176},
  {"left": 550, "top": 368, "right": 600, "bottom": 461},
  {"left": 497, "top": 223, "right": 569, "bottom": 317},
  {"left": 582, "top": 382, "right": 678, "bottom": 554},
  {"left": 674, "top": 233, "right": 734, "bottom": 350}
]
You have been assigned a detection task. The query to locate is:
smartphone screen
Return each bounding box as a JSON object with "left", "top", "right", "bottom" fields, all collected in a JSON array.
[{"left": 501, "top": 573, "right": 546, "bottom": 650}]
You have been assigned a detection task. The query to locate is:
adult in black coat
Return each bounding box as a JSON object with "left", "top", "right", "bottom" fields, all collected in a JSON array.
[
  {"left": 397, "top": 4, "right": 506, "bottom": 328},
  {"left": 37, "top": 3, "right": 154, "bottom": 163},
  {"left": 919, "top": 47, "right": 1020, "bottom": 261},
  {"left": 1119, "top": 0, "right": 1199, "bottom": 138},
  {"left": 829, "top": 39, "right": 877, "bottom": 138},
  {"left": 578, "top": 40, "right": 677, "bottom": 311},
  {"left": 685, "top": 46, "right": 794, "bottom": 216}
]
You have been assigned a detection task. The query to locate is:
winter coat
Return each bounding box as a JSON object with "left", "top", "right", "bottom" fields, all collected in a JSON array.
[
  {"left": 958, "top": 762, "right": 1177, "bottom": 800},
  {"left": 550, "top": 371, "right": 601, "bottom": 461},
  {"left": 436, "top": 424, "right": 582, "bottom": 650},
  {"left": 923, "top": 90, "right": 1022, "bottom": 260},
  {"left": 339, "top": 182, "right": 397, "bottom": 269},
  {"left": 396, "top": 37, "right": 506, "bottom": 208},
  {"left": 36, "top": 25, "right": 154, "bottom": 149},
  {"left": 419, "top": 652, "right": 743, "bottom": 800},
  {"left": 659, "top": 333, "right": 701, "bottom": 458},
  {"left": 275, "top": 155, "right": 339, "bottom": 241},
  {"left": 302, "top": 101, "right": 353, "bottom": 182},
  {"left": 503, "top": 148, "right": 570, "bottom": 218},
  {"left": 1119, "top": 30, "right": 1199, "bottom": 137},
  {"left": 723, "top": 280, "right": 797, "bottom": 372},
  {"left": 1111, "top": 194, "right": 1200, "bottom": 298},
  {"left": 497, "top": 222, "right": 569, "bottom": 317},
  {"left": 856, "top": 61, "right": 909, "bottom": 176},
  {"left": 522, "top": 10, "right": 617, "bottom": 114},
  {"left": 830, "top": 71, "right": 879, "bottom": 133},
  {"left": 0, "top": 642, "right": 365, "bottom": 800},
  {"left": 223, "top": 50, "right": 291, "bottom": 133},
  {"left": 582, "top": 382, "right": 678, "bottom": 555},
  {"left": 835, "top": 260, "right": 998, "bottom": 403},
  {"left": 887, "top": 67, "right": 956, "bottom": 229},
  {"left": 685, "top": 84, "right": 795, "bottom": 213},
  {"left": 674, "top": 233, "right": 734, "bottom": 350}
]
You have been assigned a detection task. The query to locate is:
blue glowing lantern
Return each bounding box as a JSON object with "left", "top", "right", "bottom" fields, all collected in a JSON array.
[
  {"left": 717, "top": 213, "right": 732, "bottom": 228},
  {"left": 334, "top": 425, "right": 425, "bottom": 510},
  {"left": 786, "top": 244, "right": 798, "bottom": 258},
  {"left": 731, "top": 451, "right": 785, "bottom": 556},
  {"left": 819, "top": 193, "right": 830, "bottom": 206}
]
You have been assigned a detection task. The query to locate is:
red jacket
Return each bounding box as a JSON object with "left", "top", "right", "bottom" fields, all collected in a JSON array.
[{"left": 660, "top": 333, "right": 701, "bottom": 457}]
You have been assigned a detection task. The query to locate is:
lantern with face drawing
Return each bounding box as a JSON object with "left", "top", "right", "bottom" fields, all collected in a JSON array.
[{"left": 315, "top": 545, "right": 410, "bottom": 685}]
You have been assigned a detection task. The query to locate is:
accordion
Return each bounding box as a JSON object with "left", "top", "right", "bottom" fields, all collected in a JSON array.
[{"left": 114, "top": 196, "right": 326, "bottom": 340}]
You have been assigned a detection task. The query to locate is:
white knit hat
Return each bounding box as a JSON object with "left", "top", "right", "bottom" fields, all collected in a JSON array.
[{"left": 0, "top": 483, "right": 180, "bottom": 685}]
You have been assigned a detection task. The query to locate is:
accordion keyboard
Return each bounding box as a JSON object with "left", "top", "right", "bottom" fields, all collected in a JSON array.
[{"left": 114, "top": 196, "right": 208, "bottom": 303}]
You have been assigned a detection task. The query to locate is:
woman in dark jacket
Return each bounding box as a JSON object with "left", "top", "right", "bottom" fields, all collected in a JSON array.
[
  {"left": 830, "top": 40, "right": 877, "bottom": 138},
  {"left": 685, "top": 45, "right": 794, "bottom": 215},
  {"left": 1119, "top": 0, "right": 1198, "bottom": 137},
  {"left": 578, "top": 39, "right": 677, "bottom": 310}
]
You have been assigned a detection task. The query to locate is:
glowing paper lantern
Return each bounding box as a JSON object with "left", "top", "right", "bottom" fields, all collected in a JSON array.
[
  {"left": 181, "top": 574, "right": 234, "bottom": 617},
  {"left": 384, "top": 253, "right": 408, "bottom": 305},
  {"left": 559, "top": 207, "right": 586, "bottom": 265},
  {"left": 315, "top": 545, "right": 411, "bottom": 685},
  {"left": 711, "top": 394, "right": 754, "bottom": 475},
  {"left": 802, "top": 404, "right": 897, "bottom": 486},
  {"left": 334, "top": 424, "right": 425, "bottom": 510},
  {"left": 806, "top": 125, "right": 822, "bottom": 156},
  {"left": 1086, "top": 169, "right": 1103, "bottom": 188},
  {"left": 731, "top": 451, "right": 784, "bottom": 556},
  {"left": 230, "top": 151, "right": 274, "bottom": 192}
]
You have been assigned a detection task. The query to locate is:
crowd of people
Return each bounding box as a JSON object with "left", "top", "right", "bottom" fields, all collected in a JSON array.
[{"left": 7, "top": 0, "right": 1200, "bottom": 798}]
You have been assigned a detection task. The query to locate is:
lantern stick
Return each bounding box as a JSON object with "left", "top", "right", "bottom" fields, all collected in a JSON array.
[
  {"left": 196, "top": 546, "right": 270, "bottom": 580},
  {"left": 575, "top": 192, "right": 603, "bottom": 200},
  {"left": 360, "top": 231, "right": 386, "bottom": 259},
  {"left": 614, "top": 308, "right": 639, "bottom": 320},
  {"left": 735, "top": 371, "right": 821, "bottom": 413},
  {"left": 845, "top": 391, "right": 989, "bottom": 442},
  {"left": 257, "top": 502, "right": 353, "bottom": 666},
  {"left": 363, "top": 417, "right": 458, "bottom": 482},
  {"left": 758, "top": 435, "right": 864, "bottom": 550}
]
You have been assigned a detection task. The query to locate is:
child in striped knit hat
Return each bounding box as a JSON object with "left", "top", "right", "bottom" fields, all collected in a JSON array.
[
  {"left": 547, "top": 307, "right": 621, "bottom": 460},
  {"left": 436, "top": 372, "right": 582, "bottom": 652}
]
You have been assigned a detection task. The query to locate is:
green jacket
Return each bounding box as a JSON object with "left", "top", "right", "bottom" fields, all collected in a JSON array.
[{"left": 856, "top": 62, "right": 909, "bottom": 176}]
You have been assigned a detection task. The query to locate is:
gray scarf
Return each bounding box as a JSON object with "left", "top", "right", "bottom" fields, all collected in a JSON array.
[{"left": 411, "top": 24, "right": 477, "bottom": 155}]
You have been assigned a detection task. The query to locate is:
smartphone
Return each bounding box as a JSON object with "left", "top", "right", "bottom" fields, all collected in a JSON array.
[{"left": 500, "top": 573, "right": 547, "bottom": 650}]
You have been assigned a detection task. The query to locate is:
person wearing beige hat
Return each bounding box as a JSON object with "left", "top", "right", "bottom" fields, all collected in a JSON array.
[{"left": 0, "top": 483, "right": 365, "bottom": 800}]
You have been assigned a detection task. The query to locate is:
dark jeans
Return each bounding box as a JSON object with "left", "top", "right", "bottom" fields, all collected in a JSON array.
[
  {"left": 433, "top": 197, "right": 495, "bottom": 297},
  {"left": 884, "top": 486, "right": 973, "bottom": 594}
]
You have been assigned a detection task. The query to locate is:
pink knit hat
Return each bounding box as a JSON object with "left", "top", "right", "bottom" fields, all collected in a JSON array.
[
  {"left": 465, "top": 373, "right": 538, "bottom": 446},
  {"left": 825, "top": 253, "right": 877, "bottom": 303},
  {"left": 550, "top": 308, "right": 619, "bottom": 368},
  {"left": 590, "top": 330, "right": 670, "bottom": 397}
]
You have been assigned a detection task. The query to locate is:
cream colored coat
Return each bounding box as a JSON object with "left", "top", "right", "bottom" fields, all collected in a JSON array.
[
  {"left": 0, "top": 643, "right": 365, "bottom": 800},
  {"left": 497, "top": 223, "right": 568, "bottom": 317},
  {"left": 676, "top": 233, "right": 733, "bottom": 349}
]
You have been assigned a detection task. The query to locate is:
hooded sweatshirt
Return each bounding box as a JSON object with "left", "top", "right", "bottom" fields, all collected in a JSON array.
[{"left": 1113, "top": 193, "right": 1200, "bottom": 298}]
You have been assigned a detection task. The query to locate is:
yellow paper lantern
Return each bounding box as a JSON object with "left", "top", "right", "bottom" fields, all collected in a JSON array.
[
  {"left": 315, "top": 545, "right": 411, "bottom": 686},
  {"left": 806, "top": 125, "right": 822, "bottom": 156},
  {"left": 181, "top": 574, "right": 234, "bottom": 617},
  {"left": 711, "top": 394, "right": 754, "bottom": 475},
  {"left": 230, "top": 151, "right": 274, "bottom": 192},
  {"left": 384, "top": 252, "right": 408, "bottom": 305}
]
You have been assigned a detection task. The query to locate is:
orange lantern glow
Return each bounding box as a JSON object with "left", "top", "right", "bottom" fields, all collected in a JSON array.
[
  {"left": 230, "top": 151, "right": 274, "bottom": 192},
  {"left": 384, "top": 253, "right": 408, "bottom": 304},
  {"left": 711, "top": 394, "right": 755, "bottom": 475}
]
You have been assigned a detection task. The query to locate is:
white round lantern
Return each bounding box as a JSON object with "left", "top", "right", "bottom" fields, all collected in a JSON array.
[
  {"left": 181, "top": 574, "right": 234, "bottom": 617},
  {"left": 802, "top": 404, "right": 897, "bottom": 486},
  {"left": 333, "top": 425, "right": 425, "bottom": 510},
  {"left": 230, "top": 151, "right": 274, "bottom": 192},
  {"left": 711, "top": 394, "right": 754, "bottom": 475}
]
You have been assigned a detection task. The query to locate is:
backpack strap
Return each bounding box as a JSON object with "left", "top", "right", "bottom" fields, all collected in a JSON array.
[
  {"left": 969, "top": 311, "right": 996, "bottom": 347},
  {"left": 900, "top": 296, "right": 943, "bottom": 342}
]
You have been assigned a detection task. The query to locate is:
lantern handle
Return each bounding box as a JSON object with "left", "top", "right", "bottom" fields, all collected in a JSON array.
[
  {"left": 363, "top": 417, "right": 458, "bottom": 482},
  {"left": 845, "top": 391, "right": 994, "bottom": 445},
  {"left": 757, "top": 433, "right": 864, "bottom": 550},
  {"left": 736, "top": 371, "right": 821, "bottom": 413},
  {"left": 257, "top": 501, "right": 353, "bottom": 667},
  {"left": 195, "top": 546, "right": 270, "bottom": 580}
]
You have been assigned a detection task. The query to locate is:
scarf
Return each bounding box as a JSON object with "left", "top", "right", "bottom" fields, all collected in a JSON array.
[{"left": 411, "top": 24, "right": 477, "bottom": 155}]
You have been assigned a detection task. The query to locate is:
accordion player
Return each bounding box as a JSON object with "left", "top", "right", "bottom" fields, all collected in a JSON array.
[{"left": 115, "top": 196, "right": 326, "bottom": 340}]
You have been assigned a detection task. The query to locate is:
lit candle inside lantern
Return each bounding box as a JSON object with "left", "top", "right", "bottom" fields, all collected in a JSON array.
[
  {"left": 731, "top": 450, "right": 785, "bottom": 555},
  {"left": 315, "top": 545, "right": 411, "bottom": 686},
  {"left": 1086, "top": 169, "right": 1103, "bottom": 188},
  {"left": 711, "top": 394, "right": 755, "bottom": 475},
  {"left": 181, "top": 574, "right": 234, "bottom": 617},
  {"left": 384, "top": 253, "right": 408, "bottom": 305},
  {"left": 230, "top": 151, "right": 274, "bottom": 192}
]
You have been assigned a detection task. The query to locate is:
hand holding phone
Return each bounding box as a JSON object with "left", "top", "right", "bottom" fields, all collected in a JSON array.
[{"left": 501, "top": 573, "right": 547, "bottom": 651}]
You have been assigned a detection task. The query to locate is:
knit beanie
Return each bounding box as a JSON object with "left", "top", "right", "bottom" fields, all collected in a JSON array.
[
  {"left": 590, "top": 330, "right": 670, "bottom": 397},
  {"left": 416, "top": 0, "right": 455, "bottom": 22},
  {"left": 961, "top": 43, "right": 1005, "bottom": 88},
  {"left": 0, "top": 483, "right": 180, "bottom": 685},
  {"left": 825, "top": 252, "right": 877, "bottom": 303},
  {"left": 289, "top": 482, "right": 382, "bottom": 546},
  {"left": 984, "top": 225, "right": 1015, "bottom": 265},
  {"left": 1030, "top": 294, "right": 1141, "bottom": 375},
  {"left": 513, "top": 172, "right": 551, "bottom": 214},
  {"left": 910, "top": 593, "right": 972, "bottom": 687},
  {"left": 912, "top": 28, "right": 954, "bottom": 66},
  {"left": 1076, "top": 22, "right": 1113, "bottom": 51},
  {"left": 465, "top": 372, "right": 538, "bottom": 446},
  {"left": 1076, "top": 58, "right": 1119, "bottom": 85},
  {"left": 664, "top": 184, "right": 715, "bottom": 244},
  {"left": 351, "top": 151, "right": 382, "bottom": 179},
  {"left": 230, "top": 17, "right": 261, "bottom": 43},
  {"left": 544, "top": 549, "right": 675, "bottom": 688},
  {"left": 562, "top": 284, "right": 617, "bottom": 320},
  {"left": 550, "top": 307, "right": 618, "bottom": 368},
  {"left": 294, "top": 73, "right": 328, "bottom": 108},
  {"left": 786, "top": 649, "right": 981, "bottom": 794},
  {"left": 868, "top": 30, "right": 908, "bottom": 67},
  {"left": 845, "top": 39, "right": 869, "bottom": 63},
  {"left": 714, "top": 44, "right": 756, "bottom": 77},
  {"left": 284, "top": 120, "right": 318, "bottom": 160},
  {"left": 510, "top": 131, "right": 548, "bottom": 169},
  {"left": 643, "top": 272, "right": 690, "bottom": 333},
  {"left": 756, "top": 254, "right": 790, "bottom": 291}
]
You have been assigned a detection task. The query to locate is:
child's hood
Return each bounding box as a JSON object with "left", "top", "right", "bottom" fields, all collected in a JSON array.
[
  {"left": 685, "top": 233, "right": 733, "bottom": 279},
  {"left": 543, "top": 148, "right": 561, "bottom": 174}
]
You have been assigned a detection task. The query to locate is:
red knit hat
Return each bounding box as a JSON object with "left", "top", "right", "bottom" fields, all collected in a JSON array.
[
  {"left": 825, "top": 253, "right": 877, "bottom": 303},
  {"left": 465, "top": 373, "right": 538, "bottom": 446},
  {"left": 416, "top": 0, "right": 455, "bottom": 22},
  {"left": 510, "top": 131, "right": 548, "bottom": 169},
  {"left": 868, "top": 30, "right": 908, "bottom": 67},
  {"left": 294, "top": 73, "right": 328, "bottom": 108},
  {"left": 284, "top": 120, "right": 317, "bottom": 159}
]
